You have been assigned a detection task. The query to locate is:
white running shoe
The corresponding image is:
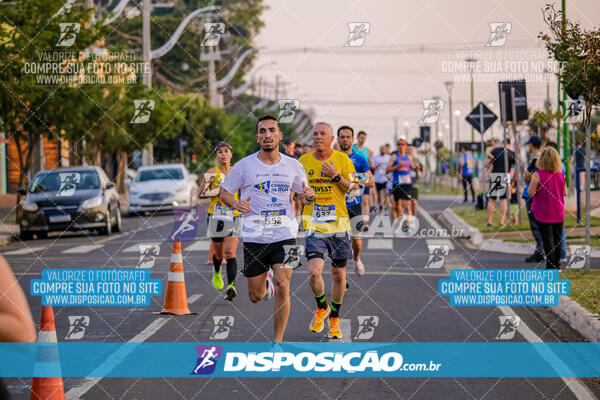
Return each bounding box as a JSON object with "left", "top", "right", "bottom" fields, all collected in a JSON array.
[
  {"left": 354, "top": 259, "right": 365, "bottom": 276},
  {"left": 265, "top": 271, "right": 275, "bottom": 300}
]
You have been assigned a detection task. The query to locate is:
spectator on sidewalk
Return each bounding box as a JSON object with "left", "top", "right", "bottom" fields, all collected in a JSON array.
[
  {"left": 528, "top": 147, "right": 566, "bottom": 269},
  {"left": 458, "top": 145, "right": 476, "bottom": 203},
  {"left": 486, "top": 138, "right": 516, "bottom": 228},
  {"left": 523, "top": 136, "right": 544, "bottom": 263},
  {"left": 546, "top": 141, "right": 568, "bottom": 261}
]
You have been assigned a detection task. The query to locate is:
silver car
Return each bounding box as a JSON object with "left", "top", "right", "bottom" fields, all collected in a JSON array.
[{"left": 126, "top": 164, "right": 198, "bottom": 215}]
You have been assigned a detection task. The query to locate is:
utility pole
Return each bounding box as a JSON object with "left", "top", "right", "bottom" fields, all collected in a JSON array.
[
  {"left": 205, "top": 43, "right": 220, "bottom": 106},
  {"left": 393, "top": 116, "right": 398, "bottom": 145}
]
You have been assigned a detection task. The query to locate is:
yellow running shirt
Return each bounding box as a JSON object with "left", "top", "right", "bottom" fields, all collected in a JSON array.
[
  {"left": 207, "top": 166, "right": 240, "bottom": 219},
  {"left": 299, "top": 150, "right": 356, "bottom": 233}
]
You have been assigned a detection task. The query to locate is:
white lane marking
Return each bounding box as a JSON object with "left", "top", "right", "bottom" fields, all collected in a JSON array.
[
  {"left": 185, "top": 241, "right": 211, "bottom": 251},
  {"left": 367, "top": 238, "right": 392, "bottom": 249},
  {"left": 122, "top": 243, "right": 161, "bottom": 253},
  {"left": 61, "top": 244, "right": 103, "bottom": 254},
  {"left": 425, "top": 238, "right": 454, "bottom": 250},
  {"left": 497, "top": 305, "right": 597, "bottom": 400},
  {"left": 418, "top": 207, "right": 446, "bottom": 233},
  {"left": 446, "top": 248, "right": 596, "bottom": 400},
  {"left": 65, "top": 294, "right": 203, "bottom": 399},
  {"left": 2, "top": 246, "right": 45, "bottom": 255}
]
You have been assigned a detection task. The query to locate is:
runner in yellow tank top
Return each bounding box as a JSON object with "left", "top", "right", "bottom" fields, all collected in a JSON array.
[
  {"left": 299, "top": 122, "right": 358, "bottom": 340},
  {"left": 198, "top": 141, "right": 240, "bottom": 302}
]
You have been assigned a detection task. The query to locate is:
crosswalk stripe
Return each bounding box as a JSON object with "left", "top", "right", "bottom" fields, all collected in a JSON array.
[
  {"left": 122, "top": 244, "right": 162, "bottom": 253},
  {"left": 185, "top": 241, "right": 211, "bottom": 251},
  {"left": 62, "top": 244, "right": 103, "bottom": 254},
  {"left": 367, "top": 238, "right": 393, "bottom": 249},
  {"left": 425, "top": 238, "right": 454, "bottom": 250},
  {"left": 2, "top": 246, "right": 45, "bottom": 255}
]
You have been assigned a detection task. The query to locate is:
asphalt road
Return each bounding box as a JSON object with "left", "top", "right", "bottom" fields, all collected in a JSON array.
[{"left": 2, "top": 198, "right": 598, "bottom": 400}]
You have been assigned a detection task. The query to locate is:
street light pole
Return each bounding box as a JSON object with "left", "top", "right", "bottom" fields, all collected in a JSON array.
[
  {"left": 445, "top": 81, "right": 454, "bottom": 161},
  {"left": 393, "top": 116, "right": 398, "bottom": 144},
  {"left": 454, "top": 110, "right": 461, "bottom": 154},
  {"left": 465, "top": 58, "right": 476, "bottom": 142}
]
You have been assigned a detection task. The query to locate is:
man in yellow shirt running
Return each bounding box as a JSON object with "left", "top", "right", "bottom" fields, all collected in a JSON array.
[{"left": 299, "top": 122, "right": 357, "bottom": 339}]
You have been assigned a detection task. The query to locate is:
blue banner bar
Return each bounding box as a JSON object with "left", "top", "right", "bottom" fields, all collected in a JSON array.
[{"left": 1, "top": 342, "right": 599, "bottom": 378}]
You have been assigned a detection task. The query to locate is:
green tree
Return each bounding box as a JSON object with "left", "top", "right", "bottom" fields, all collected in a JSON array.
[{"left": 0, "top": 0, "right": 105, "bottom": 187}]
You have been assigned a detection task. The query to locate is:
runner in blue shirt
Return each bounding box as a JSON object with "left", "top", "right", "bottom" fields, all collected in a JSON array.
[
  {"left": 338, "top": 126, "right": 373, "bottom": 277},
  {"left": 459, "top": 145, "right": 476, "bottom": 203}
]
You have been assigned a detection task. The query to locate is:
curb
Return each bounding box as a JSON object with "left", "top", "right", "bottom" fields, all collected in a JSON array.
[
  {"left": 441, "top": 208, "right": 483, "bottom": 245},
  {"left": 550, "top": 296, "right": 600, "bottom": 342},
  {"left": 441, "top": 208, "right": 600, "bottom": 258}
]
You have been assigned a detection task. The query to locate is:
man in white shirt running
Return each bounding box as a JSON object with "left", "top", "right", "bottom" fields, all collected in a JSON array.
[
  {"left": 371, "top": 145, "right": 391, "bottom": 213},
  {"left": 220, "top": 115, "right": 315, "bottom": 343}
]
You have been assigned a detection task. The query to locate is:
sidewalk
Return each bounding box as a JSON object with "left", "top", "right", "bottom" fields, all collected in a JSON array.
[
  {"left": 0, "top": 193, "right": 19, "bottom": 246},
  {"left": 441, "top": 207, "right": 600, "bottom": 258}
]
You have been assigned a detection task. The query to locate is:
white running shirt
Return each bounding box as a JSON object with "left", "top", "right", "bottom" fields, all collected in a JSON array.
[
  {"left": 372, "top": 153, "right": 391, "bottom": 183},
  {"left": 220, "top": 152, "right": 308, "bottom": 244}
]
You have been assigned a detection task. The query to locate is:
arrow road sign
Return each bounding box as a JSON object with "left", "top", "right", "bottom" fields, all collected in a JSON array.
[{"left": 465, "top": 102, "right": 498, "bottom": 134}]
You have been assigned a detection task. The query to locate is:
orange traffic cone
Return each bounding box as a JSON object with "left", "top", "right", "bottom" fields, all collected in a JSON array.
[
  {"left": 160, "top": 238, "right": 193, "bottom": 315},
  {"left": 30, "top": 305, "right": 65, "bottom": 400}
]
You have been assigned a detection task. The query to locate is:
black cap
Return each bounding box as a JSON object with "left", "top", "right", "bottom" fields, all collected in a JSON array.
[
  {"left": 214, "top": 141, "right": 232, "bottom": 152},
  {"left": 526, "top": 135, "right": 542, "bottom": 148}
]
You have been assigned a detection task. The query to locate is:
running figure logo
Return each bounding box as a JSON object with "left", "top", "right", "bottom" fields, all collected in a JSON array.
[
  {"left": 486, "top": 22, "right": 512, "bottom": 47},
  {"left": 137, "top": 244, "right": 160, "bottom": 268},
  {"left": 131, "top": 100, "right": 155, "bottom": 124},
  {"left": 425, "top": 244, "right": 449, "bottom": 269},
  {"left": 58, "top": 172, "right": 80, "bottom": 196},
  {"left": 65, "top": 315, "right": 90, "bottom": 340},
  {"left": 191, "top": 345, "right": 222, "bottom": 375},
  {"left": 282, "top": 244, "right": 305, "bottom": 269},
  {"left": 201, "top": 23, "right": 225, "bottom": 47},
  {"left": 344, "top": 22, "right": 370, "bottom": 47},
  {"left": 210, "top": 316, "right": 234, "bottom": 340},
  {"left": 418, "top": 99, "right": 444, "bottom": 124},
  {"left": 56, "top": 23, "right": 80, "bottom": 47},
  {"left": 565, "top": 97, "right": 585, "bottom": 123},
  {"left": 170, "top": 206, "right": 203, "bottom": 241},
  {"left": 496, "top": 316, "right": 520, "bottom": 340},
  {"left": 566, "top": 245, "right": 590, "bottom": 269},
  {"left": 354, "top": 316, "right": 379, "bottom": 340},
  {"left": 488, "top": 173, "right": 511, "bottom": 197},
  {"left": 277, "top": 100, "right": 300, "bottom": 123}
]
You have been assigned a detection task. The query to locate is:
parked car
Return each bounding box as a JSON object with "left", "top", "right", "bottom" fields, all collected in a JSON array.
[
  {"left": 126, "top": 163, "right": 198, "bottom": 215},
  {"left": 17, "top": 166, "right": 122, "bottom": 239}
]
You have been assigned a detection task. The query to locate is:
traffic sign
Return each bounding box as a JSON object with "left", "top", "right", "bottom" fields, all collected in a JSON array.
[
  {"left": 498, "top": 80, "right": 528, "bottom": 123},
  {"left": 419, "top": 126, "right": 431, "bottom": 142},
  {"left": 465, "top": 102, "right": 497, "bottom": 134}
]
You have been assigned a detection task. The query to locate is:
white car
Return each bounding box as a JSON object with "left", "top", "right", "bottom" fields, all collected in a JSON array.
[{"left": 126, "top": 164, "right": 198, "bottom": 215}]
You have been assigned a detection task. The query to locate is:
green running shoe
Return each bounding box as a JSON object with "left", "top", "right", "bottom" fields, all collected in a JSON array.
[
  {"left": 225, "top": 283, "right": 237, "bottom": 302},
  {"left": 213, "top": 271, "right": 224, "bottom": 290}
]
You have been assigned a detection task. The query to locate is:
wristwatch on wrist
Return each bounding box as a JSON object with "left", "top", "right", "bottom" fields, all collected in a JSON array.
[{"left": 331, "top": 174, "right": 341, "bottom": 183}]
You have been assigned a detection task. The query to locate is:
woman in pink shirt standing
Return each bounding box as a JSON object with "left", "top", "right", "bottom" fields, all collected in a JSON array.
[{"left": 527, "top": 147, "right": 566, "bottom": 269}]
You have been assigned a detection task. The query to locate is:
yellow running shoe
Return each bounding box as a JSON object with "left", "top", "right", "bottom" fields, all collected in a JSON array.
[
  {"left": 328, "top": 317, "right": 342, "bottom": 339},
  {"left": 213, "top": 271, "right": 224, "bottom": 290},
  {"left": 309, "top": 305, "right": 330, "bottom": 333}
]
